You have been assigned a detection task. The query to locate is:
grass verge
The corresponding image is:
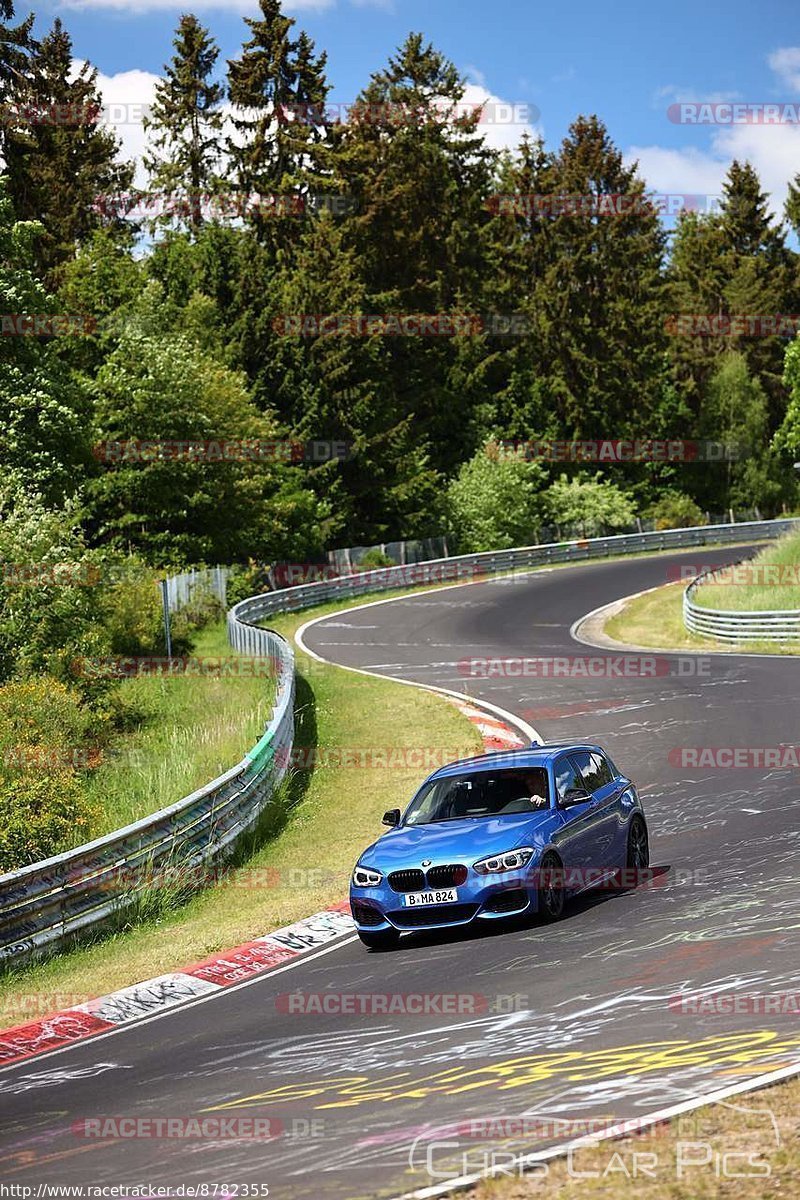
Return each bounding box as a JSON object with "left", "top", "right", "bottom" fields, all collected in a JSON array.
[
  {"left": 474, "top": 1075, "right": 798, "bottom": 1199},
  {"left": 695, "top": 529, "right": 800, "bottom": 612},
  {"left": 604, "top": 581, "right": 800, "bottom": 656},
  {"left": 87, "top": 622, "right": 276, "bottom": 832}
]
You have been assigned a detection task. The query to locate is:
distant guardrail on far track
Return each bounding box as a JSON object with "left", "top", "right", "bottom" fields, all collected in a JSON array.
[
  {"left": 684, "top": 557, "right": 800, "bottom": 643},
  {"left": 228, "top": 517, "right": 800, "bottom": 622},
  {"left": 1, "top": 517, "right": 797, "bottom": 967}
]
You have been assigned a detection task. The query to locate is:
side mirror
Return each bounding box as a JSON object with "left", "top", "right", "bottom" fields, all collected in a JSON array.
[
  {"left": 561, "top": 788, "right": 591, "bottom": 808},
  {"left": 382, "top": 809, "right": 401, "bottom": 827}
]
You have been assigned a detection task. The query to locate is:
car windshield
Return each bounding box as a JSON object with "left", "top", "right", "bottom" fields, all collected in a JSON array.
[{"left": 404, "top": 768, "right": 550, "bottom": 826}]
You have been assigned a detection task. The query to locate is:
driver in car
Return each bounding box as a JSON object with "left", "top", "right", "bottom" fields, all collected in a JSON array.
[{"left": 523, "top": 770, "right": 549, "bottom": 810}]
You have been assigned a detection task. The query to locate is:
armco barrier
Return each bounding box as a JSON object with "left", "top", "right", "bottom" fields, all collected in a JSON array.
[
  {"left": 226, "top": 518, "right": 800, "bottom": 626},
  {"left": 684, "top": 560, "right": 800, "bottom": 643},
  {"left": 0, "top": 628, "right": 294, "bottom": 966},
  {"left": 1, "top": 518, "right": 795, "bottom": 967}
]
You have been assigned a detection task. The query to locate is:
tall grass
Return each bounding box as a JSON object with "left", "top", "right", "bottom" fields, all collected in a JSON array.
[
  {"left": 694, "top": 530, "right": 800, "bottom": 612},
  {"left": 85, "top": 622, "right": 274, "bottom": 833}
]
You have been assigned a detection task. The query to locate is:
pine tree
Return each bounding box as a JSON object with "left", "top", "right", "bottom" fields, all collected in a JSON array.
[
  {"left": 533, "top": 116, "right": 669, "bottom": 443},
  {"left": 143, "top": 15, "right": 224, "bottom": 237},
  {"left": 226, "top": 0, "right": 329, "bottom": 245},
  {"left": 269, "top": 213, "right": 441, "bottom": 543},
  {"left": 0, "top": 0, "right": 34, "bottom": 118},
  {"left": 331, "top": 33, "right": 499, "bottom": 475},
  {"left": 3, "top": 18, "right": 133, "bottom": 282},
  {"left": 482, "top": 135, "right": 559, "bottom": 441},
  {"left": 669, "top": 161, "right": 793, "bottom": 442}
]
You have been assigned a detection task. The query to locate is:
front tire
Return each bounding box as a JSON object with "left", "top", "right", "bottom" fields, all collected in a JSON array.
[
  {"left": 537, "top": 852, "right": 565, "bottom": 922},
  {"left": 626, "top": 815, "right": 650, "bottom": 874},
  {"left": 357, "top": 926, "right": 401, "bottom": 951}
]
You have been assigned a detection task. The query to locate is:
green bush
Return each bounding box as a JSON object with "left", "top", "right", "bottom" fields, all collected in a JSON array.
[
  {"left": 358, "top": 549, "right": 396, "bottom": 569},
  {"left": 99, "top": 564, "right": 165, "bottom": 657},
  {"left": 226, "top": 563, "right": 268, "bottom": 607},
  {"left": 447, "top": 441, "right": 547, "bottom": 552},
  {"left": 0, "top": 769, "right": 100, "bottom": 871},
  {"left": 0, "top": 679, "right": 94, "bottom": 769},
  {"left": 648, "top": 491, "right": 705, "bottom": 531},
  {"left": 543, "top": 473, "right": 636, "bottom": 538}
]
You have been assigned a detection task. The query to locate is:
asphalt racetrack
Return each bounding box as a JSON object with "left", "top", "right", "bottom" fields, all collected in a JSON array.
[{"left": 1, "top": 544, "right": 799, "bottom": 1199}]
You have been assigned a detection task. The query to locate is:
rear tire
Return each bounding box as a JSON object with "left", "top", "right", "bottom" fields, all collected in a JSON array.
[
  {"left": 357, "top": 926, "right": 401, "bottom": 951},
  {"left": 537, "top": 852, "right": 565, "bottom": 922}
]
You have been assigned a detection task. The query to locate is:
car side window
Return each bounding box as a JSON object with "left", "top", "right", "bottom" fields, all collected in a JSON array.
[
  {"left": 569, "top": 748, "right": 598, "bottom": 793},
  {"left": 568, "top": 749, "right": 614, "bottom": 794},
  {"left": 590, "top": 751, "right": 615, "bottom": 788},
  {"left": 555, "top": 756, "right": 584, "bottom": 805}
]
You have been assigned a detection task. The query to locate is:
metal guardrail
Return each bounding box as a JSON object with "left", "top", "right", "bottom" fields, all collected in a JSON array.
[
  {"left": 0, "top": 628, "right": 294, "bottom": 966},
  {"left": 1, "top": 517, "right": 795, "bottom": 967},
  {"left": 228, "top": 518, "right": 800, "bottom": 622},
  {"left": 684, "top": 559, "right": 800, "bottom": 643}
]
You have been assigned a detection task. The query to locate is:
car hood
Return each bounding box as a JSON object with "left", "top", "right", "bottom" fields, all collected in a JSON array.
[{"left": 358, "top": 813, "right": 552, "bottom": 870}]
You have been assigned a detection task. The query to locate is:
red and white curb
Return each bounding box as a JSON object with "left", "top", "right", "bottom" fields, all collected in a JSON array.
[
  {"left": 448, "top": 697, "right": 527, "bottom": 752},
  {"left": 0, "top": 905, "right": 353, "bottom": 1070}
]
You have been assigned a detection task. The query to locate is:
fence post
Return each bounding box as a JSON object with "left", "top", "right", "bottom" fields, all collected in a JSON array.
[{"left": 160, "top": 579, "right": 173, "bottom": 659}]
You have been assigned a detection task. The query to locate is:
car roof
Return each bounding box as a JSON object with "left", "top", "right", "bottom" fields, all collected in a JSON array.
[{"left": 425, "top": 742, "right": 607, "bottom": 782}]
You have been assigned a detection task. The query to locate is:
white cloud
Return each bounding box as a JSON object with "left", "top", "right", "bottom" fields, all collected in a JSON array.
[
  {"left": 654, "top": 84, "right": 741, "bottom": 106},
  {"left": 626, "top": 121, "right": 800, "bottom": 222},
  {"left": 768, "top": 47, "right": 800, "bottom": 93},
  {"left": 460, "top": 82, "right": 541, "bottom": 153},
  {"left": 71, "top": 62, "right": 159, "bottom": 186},
  {"left": 625, "top": 143, "right": 729, "bottom": 200},
  {"left": 633, "top": 51, "right": 800, "bottom": 222}
]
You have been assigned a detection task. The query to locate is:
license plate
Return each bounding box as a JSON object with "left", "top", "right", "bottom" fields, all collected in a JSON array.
[{"left": 403, "top": 888, "right": 459, "bottom": 907}]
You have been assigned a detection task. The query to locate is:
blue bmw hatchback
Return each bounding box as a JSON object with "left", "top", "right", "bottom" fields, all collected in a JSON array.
[{"left": 350, "top": 742, "right": 649, "bottom": 949}]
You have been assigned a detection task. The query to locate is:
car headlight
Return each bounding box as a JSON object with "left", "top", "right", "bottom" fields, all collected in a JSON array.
[
  {"left": 473, "top": 847, "right": 536, "bottom": 876},
  {"left": 352, "top": 864, "right": 383, "bottom": 887}
]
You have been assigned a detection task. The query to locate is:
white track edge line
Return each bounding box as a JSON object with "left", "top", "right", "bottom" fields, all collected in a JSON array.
[
  {"left": 0, "top": 933, "right": 359, "bottom": 1077},
  {"left": 294, "top": 585, "right": 543, "bottom": 746},
  {"left": 390, "top": 1056, "right": 800, "bottom": 1198}
]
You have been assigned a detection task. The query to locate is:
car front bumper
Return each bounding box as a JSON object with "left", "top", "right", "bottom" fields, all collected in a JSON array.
[{"left": 350, "top": 873, "right": 538, "bottom": 933}]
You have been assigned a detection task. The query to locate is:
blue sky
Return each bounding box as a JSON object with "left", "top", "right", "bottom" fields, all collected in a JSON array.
[{"left": 36, "top": 0, "right": 800, "bottom": 215}]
